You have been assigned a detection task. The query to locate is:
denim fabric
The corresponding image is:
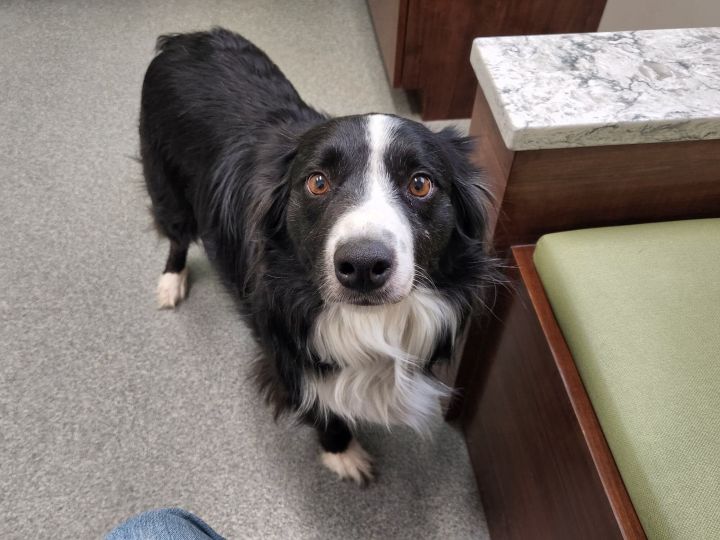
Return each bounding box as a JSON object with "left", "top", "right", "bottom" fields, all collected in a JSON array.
[{"left": 106, "top": 508, "right": 225, "bottom": 540}]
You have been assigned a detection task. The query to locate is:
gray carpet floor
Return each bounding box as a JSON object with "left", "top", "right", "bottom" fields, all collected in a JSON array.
[{"left": 0, "top": 1, "right": 485, "bottom": 538}]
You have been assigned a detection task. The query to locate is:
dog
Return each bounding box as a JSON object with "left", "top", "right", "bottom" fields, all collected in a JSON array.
[{"left": 140, "top": 28, "right": 495, "bottom": 484}]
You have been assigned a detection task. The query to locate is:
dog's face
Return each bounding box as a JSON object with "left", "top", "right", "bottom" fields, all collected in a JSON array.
[{"left": 286, "top": 114, "right": 483, "bottom": 305}]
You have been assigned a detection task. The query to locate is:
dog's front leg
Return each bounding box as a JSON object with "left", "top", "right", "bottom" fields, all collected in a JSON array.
[{"left": 317, "top": 415, "right": 373, "bottom": 485}]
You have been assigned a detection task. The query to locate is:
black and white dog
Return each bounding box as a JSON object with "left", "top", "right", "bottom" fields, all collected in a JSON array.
[{"left": 140, "top": 28, "right": 494, "bottom": 484}]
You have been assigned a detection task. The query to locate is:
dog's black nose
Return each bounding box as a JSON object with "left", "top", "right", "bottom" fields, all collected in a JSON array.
[{"left": 334, "top": 239, "right": 394, "bottom": 292}]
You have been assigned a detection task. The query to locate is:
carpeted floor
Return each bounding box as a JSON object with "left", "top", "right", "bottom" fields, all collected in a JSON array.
[{"left": 0, "top": 1, "right": 484, "bottom": 538}]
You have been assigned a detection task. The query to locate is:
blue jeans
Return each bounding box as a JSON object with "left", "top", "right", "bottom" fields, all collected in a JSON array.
[{"left": 106, "top": 508, "right": 225, "bottom": 540}]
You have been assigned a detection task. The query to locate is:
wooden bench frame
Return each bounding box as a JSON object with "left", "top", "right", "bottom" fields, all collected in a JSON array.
[
  {"left": 445, "top": 86, "right": 720, "bottom": 539},
  {"left": 461, "top": 245, "right": 646, "bottom": 539}
]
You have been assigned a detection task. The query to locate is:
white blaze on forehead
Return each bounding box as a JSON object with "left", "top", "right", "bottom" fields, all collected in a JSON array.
[
  {"left": 323, "top": 114, "right": 415, "bottom": 299},
  {"left": 367, "top": 114, "right": 392, "bottom": 184},
  {"left": 334, "top": 115, "right": 403, "bottom": 236}
]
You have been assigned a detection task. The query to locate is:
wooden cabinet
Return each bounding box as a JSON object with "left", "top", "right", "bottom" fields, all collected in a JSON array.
[{"left": 368, "top": 0, "right": 607, "bottom": 120}]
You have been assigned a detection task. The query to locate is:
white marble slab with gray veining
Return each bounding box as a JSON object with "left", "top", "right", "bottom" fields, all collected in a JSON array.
[{"left": 470, "top": 28, "right": 720, "bottom": 150}]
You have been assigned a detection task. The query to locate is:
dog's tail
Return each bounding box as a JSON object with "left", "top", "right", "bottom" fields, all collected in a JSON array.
[
  {"left": 155, "top": 27, "right": 246, "bottom": 54},
  {"left": 155, "top": 32, "right": 191, "bottom": 53}
]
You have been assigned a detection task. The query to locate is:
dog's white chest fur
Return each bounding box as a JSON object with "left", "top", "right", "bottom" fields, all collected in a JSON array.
[{"left": 303, "top": 288, "right": 457, "bottom": 431}]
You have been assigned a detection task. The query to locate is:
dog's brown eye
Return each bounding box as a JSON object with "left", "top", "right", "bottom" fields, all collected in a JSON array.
[
  {"left": 408, "top": 174, "right": 432, "bottom": 198},
  {"left": 306, "top": 173, "right": 330, "bottom": 195}
]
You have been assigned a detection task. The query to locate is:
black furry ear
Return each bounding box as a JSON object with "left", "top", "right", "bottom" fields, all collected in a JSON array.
[
  {"left": 215, "top": 126, "right": 301, "bottom": 294},
  {"left": 251, "top": 129, "right": 300, "bottom": 239},
  {"left": 213, "top": 126, "right": 299, "bottom": 245},
  {"left": 435, "top": 127, "right": 491, "bottom": 243}
]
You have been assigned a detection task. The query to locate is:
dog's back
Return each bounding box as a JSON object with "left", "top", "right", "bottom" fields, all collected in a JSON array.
[
  {"left": 139, "top": 28, "right": 325, "bottom": 308},
  {"left": 141, "top": 28, "right": 310, "bottom": 173}
]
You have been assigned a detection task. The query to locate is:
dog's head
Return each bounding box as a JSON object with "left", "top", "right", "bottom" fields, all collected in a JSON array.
[{"left": 279, "top": 114, "right": 488, "bottom": 306}]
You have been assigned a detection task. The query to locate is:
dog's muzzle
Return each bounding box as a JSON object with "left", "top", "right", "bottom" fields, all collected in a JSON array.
[{"left": 333, "top": 238, "right": 395, "bottom": 293}]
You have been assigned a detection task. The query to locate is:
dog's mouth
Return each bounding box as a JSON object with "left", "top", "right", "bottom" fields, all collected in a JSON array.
[
  {"left": 327, "top": 288, "right": 408, "bottom": 307},
  {"left": 325, "top": 288, "right": 410, "bottom": 307}
]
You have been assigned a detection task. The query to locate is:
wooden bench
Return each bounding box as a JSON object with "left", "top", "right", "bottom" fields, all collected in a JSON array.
[{"left": 449, "top": 28, "right": 720, "bottom": 539}]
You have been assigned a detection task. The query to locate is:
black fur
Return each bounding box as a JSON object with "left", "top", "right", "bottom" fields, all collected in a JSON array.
[{"left": 140, "top": 28, "right": 495, "bottom": 452}]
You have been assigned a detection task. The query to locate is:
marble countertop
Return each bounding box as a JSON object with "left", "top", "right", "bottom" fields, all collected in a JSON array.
[{"left": 470, "top": 28, "right": 720, "bottom": 150}]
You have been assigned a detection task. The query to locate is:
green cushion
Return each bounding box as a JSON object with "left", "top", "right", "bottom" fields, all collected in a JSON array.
[{"left": 533, "top": 219, "right": 720, "bottom": 540}]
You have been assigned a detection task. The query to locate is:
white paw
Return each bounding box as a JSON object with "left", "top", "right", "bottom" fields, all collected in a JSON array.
[
  {"left": 156, "top": 269, "right": 188, "bottom": 309},
  {"left": 321, "top": 439, "right": 374, "bottom": 485}
]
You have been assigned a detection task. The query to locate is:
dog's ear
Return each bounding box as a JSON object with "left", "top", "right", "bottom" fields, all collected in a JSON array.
[
  {"left": 213, "top": 127, "right": 300, "bottom": 244},
  {"left": 434, "top": 128, "right": 500, "bottom": 312},
  {"left": 253, "top": 129, "right": 300, "bottom": 238},
  {"left": 435, "top": 127, "right": 490, "bottom": 243}
]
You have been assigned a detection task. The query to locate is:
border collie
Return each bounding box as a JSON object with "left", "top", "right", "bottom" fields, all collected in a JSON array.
[{"left": 140, "top": 28, "right": 494, "bottom": 484}]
